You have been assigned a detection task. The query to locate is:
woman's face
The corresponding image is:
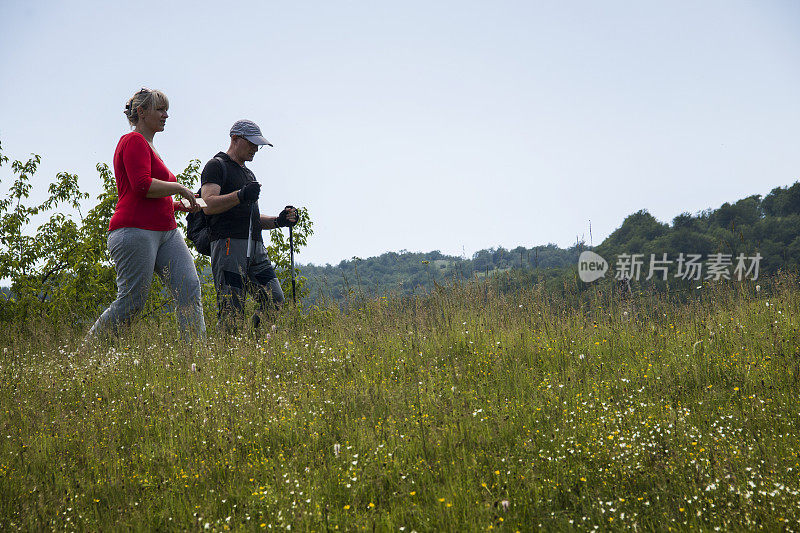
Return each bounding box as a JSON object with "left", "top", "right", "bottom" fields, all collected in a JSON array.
[{"left": 138, "top": 104, "right": 168, "bottom": 132}]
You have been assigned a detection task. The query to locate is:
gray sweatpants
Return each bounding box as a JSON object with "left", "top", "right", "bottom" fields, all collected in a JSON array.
[
  {"left": 88, "top": 227, "right": 206, "bottom": 341},
  {"left": 210, "top": 237, "right": 283, "bottom": 330}
]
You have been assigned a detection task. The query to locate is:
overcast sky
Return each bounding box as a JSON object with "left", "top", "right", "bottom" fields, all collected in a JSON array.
[{"left": 1, "top": 1, "right": 798, "bottom": 266}]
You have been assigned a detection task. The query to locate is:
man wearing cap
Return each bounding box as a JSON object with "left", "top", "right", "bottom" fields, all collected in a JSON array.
[{"left": 200, "top": 119, "right": 297, "bottom": 330}]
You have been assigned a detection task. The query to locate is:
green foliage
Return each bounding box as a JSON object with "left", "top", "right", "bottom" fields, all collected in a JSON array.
[
  {"left": 595, "top": 186, "right": 800, "bottom": 280},
  {"left": 762, "top": 182, "right": 800, "bottom": 217},
  {"left": 0, "top": 142, "right": 106, "bottom": 323},
  {"left": 173, "top": 158, "right": 202, "bottom": 237},
  {"left": 0, "top": 141, "right": 313, "bottom": 329},
  {"left": 601, "top": 209, "right": 669, "bottom": 252}
]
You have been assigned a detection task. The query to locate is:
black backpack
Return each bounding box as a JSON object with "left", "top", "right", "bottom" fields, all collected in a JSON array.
[{"left": 186, "top": 157, "right": 226, "bottom": 256}]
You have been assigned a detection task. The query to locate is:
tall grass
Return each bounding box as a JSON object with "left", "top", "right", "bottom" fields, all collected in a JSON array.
[{"left": 1, "top": 272, "right": 799, "bottom": 531}]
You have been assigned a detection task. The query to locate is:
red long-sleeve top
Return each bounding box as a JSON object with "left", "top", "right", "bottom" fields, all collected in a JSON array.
[{"left": 108, "top": 132, "right": 182, "bottom": 232}]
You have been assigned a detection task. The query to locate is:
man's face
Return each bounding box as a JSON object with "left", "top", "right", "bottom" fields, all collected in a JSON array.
[{"left": 234, "top": 136, "right": 260, "bottom": 162}]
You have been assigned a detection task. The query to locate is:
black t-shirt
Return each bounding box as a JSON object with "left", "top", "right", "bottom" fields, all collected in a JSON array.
[{"left": 200, "top": 152, "right": 262, "bottom": 242}]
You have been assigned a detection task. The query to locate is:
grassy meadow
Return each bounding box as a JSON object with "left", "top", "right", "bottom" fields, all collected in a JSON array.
[{"left": 1, "top": 273, "right": 800, "bottom": 531}]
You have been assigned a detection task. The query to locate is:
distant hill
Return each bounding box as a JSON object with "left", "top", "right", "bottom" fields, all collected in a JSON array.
[
  {"left": 595, "top": 182, "right": 800, "bottom": 275},
  {"left": 300, "top": 181, "right": 800, "bottom": 303},
  {"left": 298, "top": 245, "right": 581, "bottom": 304}
]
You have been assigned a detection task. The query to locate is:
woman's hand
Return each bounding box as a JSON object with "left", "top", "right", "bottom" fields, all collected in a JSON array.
[
  {"left": 177, "top": 185, "right": 198, "bottom": 210},
  {"left": 173, "top": 199, "right": 202, "bottom": 213}
]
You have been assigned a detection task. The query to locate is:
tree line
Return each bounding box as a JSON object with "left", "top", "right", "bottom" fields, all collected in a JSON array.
[{"left": 300, "top": 181, "right": 800, "bottom": 304}]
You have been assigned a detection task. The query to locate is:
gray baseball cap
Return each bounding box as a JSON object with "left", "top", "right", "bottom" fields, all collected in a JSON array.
[{"left": 230, "top": 119, "right": 273, "bottom": 146}]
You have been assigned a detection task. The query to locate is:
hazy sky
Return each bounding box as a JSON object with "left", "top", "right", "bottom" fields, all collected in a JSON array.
[{"left": 1, "top": 1, "right": 798, "bottom": 266}]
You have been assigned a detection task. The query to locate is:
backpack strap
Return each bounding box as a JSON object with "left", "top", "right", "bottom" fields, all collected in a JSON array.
[{"left": 214, "top": 156, "right": 227, "bottom": 189}]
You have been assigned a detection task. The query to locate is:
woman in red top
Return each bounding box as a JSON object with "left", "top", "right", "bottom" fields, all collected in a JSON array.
[{"left": 87, "top": 88, "right": 206, "bottom": 342}]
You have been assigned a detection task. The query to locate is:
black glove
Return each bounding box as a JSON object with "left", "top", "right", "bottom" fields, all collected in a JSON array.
[
  {"left": 276, "top": 205, "right": 298, "bottom": 227},
  {"left": 237, "top": 181, "right": 261, "bottom": 204}
]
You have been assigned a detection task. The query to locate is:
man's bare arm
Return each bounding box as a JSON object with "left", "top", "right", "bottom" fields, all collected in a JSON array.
[
  {"left": 261, "top": 207, "right": 298, "bottom": 230},
  {"left": 260, "top": 215, "right": 279, "bottom": 230},
  {"left": 201, "top": 183, "right": 241, "bottom": 215}
]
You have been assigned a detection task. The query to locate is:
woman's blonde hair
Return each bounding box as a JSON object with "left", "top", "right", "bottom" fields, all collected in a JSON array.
[{"left": 123, "top": 88, "right": 169, "bottom": 126}]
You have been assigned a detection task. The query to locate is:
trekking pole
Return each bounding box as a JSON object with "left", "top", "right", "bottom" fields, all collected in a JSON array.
[
  {"left": 246, "top": 203, "right": 255, "bottom": 269},
  {"left": 289, "top": 224, "right": 296, "bottom": 304}
]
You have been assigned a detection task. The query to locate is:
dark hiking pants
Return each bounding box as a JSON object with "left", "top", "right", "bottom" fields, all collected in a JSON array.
[{"left": 210, "top": 237, "right": 284, "bottom": 330}]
